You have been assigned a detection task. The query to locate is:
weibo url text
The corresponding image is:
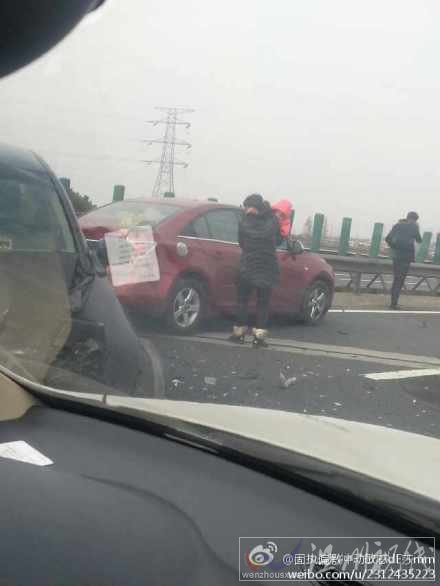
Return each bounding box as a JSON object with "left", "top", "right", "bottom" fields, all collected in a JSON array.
[{"left": 241, "top": 567, "right": 436, "bottom": 581}]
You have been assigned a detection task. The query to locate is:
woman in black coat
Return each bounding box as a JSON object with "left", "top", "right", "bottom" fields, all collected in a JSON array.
[{"left": 230, "top": 193, "right": 282, "bottom": 348}]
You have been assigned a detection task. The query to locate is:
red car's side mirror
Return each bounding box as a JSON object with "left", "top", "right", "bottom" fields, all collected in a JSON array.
[{"left": 287, "top": 238, "right": 305, "bottom": 255}]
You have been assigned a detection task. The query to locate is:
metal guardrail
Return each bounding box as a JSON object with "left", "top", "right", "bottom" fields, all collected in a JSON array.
[
  {"left": 67, "top": 177, "right": 440, "bottom": 295},
  {"left": 64, "top": 177, "right": 438, "bottom": 263},
  {"left": 299, "top": 212, "right": 439, "bottom": 264},
  {"left": 322, "top": 254, "right": 440, "bottom": 295}
]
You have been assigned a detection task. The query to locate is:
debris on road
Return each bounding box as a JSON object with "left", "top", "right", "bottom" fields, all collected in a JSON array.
[
  {"left": 204, "top": 376, "right": 217, "bottom": 386},
  {"left": 151, "top": 326, "right": 440, "bottom": 439},
  {"left": 171, "top": 378, "right": 184, "bottom": 388},
  {"left": 279, "top": 372, "right": 297, "bottom": 389}
]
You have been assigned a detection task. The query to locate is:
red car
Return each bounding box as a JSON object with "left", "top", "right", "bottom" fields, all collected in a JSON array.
[{"left": 80, "top": 198, "right": 335, "bottom": 333}]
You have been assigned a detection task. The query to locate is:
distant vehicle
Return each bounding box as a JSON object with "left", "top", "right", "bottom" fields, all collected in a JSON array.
[
  {"left": 80, "top": 199, "right": 335, "bottom": 333},
  {"left": 0, "top": 143, "right": 161, "bottom": 397}
]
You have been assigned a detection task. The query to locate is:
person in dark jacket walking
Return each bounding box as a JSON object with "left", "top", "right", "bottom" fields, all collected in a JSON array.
[
  {"left": 385, "top": 211, "right": 422, "bottom": 309},
  {"left": 229, "top": 193, "right": 282, "bottom": 347}
]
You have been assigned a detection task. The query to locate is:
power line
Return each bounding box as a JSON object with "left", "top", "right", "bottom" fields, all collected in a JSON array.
[{"left": 142, "top": 106, "right": 194, "bottom": 197}]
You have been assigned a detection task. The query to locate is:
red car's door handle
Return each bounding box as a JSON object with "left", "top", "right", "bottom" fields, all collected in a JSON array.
[{"left": 214, "top": 251, "right": 223, "bottom": 258}]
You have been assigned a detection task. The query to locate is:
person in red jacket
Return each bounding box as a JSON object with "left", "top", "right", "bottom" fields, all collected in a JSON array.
[{"left": 271, "top": 199, "right": 293, "bottom": 239}]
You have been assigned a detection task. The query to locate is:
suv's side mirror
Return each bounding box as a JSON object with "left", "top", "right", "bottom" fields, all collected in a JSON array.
[
  {"left": 96, "top": 239, "right": 109, "bottom": 268},
  {"left": 287, "top": 237, "right": 305, "bottom": 255},
  {"left": 88, "top": 239, "right": 109, "bottom": 268}
]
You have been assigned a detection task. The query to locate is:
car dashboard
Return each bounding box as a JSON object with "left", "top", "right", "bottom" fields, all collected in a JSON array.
[{"left": 0, "top": 372, "right": 436, "bottom": 585}]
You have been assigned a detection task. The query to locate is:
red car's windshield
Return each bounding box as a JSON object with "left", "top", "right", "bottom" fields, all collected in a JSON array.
[{"left": 80, "top": 200, "right": 182, "bottom": 232}]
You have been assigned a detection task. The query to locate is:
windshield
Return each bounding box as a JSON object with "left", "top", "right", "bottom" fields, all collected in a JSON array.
[
  {"left": 80, "top": 200, "right": 182, "bottom": 233},
  {"left": 2, "top": 0, "right": 440, "bottom": 512}
]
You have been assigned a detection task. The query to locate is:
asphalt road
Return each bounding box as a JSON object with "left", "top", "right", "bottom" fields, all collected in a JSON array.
[{"left": 132, "top": 310, "right": 440, "bottom": 440}]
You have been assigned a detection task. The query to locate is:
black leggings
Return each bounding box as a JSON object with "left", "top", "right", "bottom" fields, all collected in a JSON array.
[
  {"left": 236, "top": 279, "right": 272, "bottom": 329},
  {"left": 391, "top": 258, "right": 410, "bottom": 306}
]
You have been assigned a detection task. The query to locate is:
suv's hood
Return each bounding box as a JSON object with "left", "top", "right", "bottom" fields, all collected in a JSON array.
[{"left": 59, "top": 394, "right": 440, "bottom": 503}]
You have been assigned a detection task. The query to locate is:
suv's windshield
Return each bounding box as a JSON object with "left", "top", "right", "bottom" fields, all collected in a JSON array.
[
  {"left": 0, "top": 173, "right": 75, "bottom": 253},
  {"left": 2, "top": 0, "right": 440, "bottom": 518}
]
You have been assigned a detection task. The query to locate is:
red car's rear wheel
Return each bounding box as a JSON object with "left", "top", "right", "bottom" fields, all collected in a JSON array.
[{"left": 166, "top": 278, "right": 206, "bottom": 334}]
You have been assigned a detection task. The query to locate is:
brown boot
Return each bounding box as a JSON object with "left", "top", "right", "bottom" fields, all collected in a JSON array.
[
  {"left": 229, "top": 325, "right": 245, "bottom": 344},
  {"left": 252, "top": 328, "right": 269, "bottom": 348}
]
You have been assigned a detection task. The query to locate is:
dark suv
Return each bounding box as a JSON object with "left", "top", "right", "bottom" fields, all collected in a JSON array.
[{"left": 0, "top": 143, "right": 161, "bottom": 397}]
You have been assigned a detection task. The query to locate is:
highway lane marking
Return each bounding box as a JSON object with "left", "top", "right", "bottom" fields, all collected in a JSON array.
[
  {"left": 256, "top": 335, "right": 440, "bottom": 366},
  {"left": 364, "top": 368, "right": 440, "bottom": 381},
  {"left": 154, "top": 333, "right": 440, "bottom": 369},
  {"left": 329, "top": 309, "right": 440, "bottom": 314}
]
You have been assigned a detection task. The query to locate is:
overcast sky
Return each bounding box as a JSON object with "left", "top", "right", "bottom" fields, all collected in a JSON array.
[{"left": 2, "top": 0, "right": 440, "bottom": 237}]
